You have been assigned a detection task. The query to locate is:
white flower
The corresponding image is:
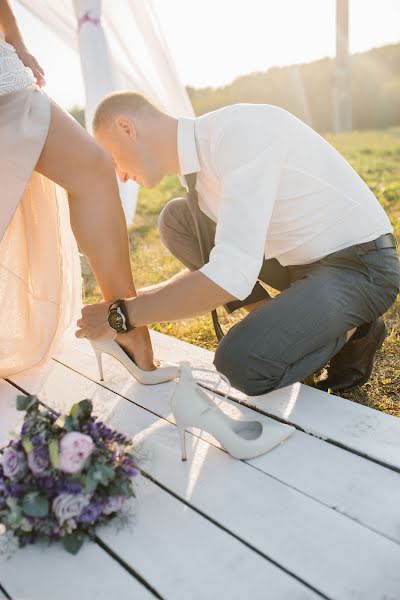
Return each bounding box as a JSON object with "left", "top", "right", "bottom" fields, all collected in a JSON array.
[{"left": 52, "top": 493, "right": 90, "bottom": 525}]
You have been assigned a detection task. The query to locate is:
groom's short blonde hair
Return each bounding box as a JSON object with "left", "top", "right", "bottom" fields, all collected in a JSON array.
[{"left": 92, "top": 91, "right": 160, "bottom": 132}]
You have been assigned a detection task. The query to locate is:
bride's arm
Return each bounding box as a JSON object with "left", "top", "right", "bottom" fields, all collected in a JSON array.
[
  {"left": 0, "top": 0, "right": 46, "bottom": 86},
  {"left": 0, "top": 0, "right": 26, "bottom": 49}
]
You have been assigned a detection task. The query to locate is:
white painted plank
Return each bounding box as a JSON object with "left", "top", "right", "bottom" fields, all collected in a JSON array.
[
  {"left": 99, "top": 476, "right": 318, "bottom": 600},
  {"left": 1, "top": 380, "right": 317, "bottom": 600},
  {"left": 0, "top": 380, "right": 25, "bottom": 448},
  {"left": 54, "top": 330, "right": 400, "bottom": 471},
  {"left": 151, "top": 330, "right": 400, "bottom": 471},
  {"left": 9, "top": 362, "right": 400, "bottom": 599},
  {"left": 1, "top": 541, "right": 154, "bottom": 600},
  {"left": 52, "top": 336, "right": 400, "bottom": 545}
]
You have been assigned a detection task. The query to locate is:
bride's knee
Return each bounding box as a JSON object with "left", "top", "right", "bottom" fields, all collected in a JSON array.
[{"left": 66, "top": 146, "right": 114, "bottom": 196}]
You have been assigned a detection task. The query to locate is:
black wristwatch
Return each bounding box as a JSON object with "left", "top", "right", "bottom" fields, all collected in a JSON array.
[{"left": 107, "top": 299, "right": 135, "bottom": 334}]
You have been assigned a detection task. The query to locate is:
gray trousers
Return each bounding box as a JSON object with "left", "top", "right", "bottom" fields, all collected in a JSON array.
[{"left": 158, "top": 198, "right": 400, "bottom": 396}]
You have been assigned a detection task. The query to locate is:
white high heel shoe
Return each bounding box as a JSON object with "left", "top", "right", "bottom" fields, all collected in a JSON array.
[
  {"left": 89, "top": 338, "right": 179, "bottom": 385},
  {"left": 171, "top": 361, "right": 295, "bottom": 461}
]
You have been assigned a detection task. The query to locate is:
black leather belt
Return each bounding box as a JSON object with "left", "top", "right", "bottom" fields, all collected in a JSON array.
[{"left": 356, "top": 233, "right": 398, "bottom": 254}]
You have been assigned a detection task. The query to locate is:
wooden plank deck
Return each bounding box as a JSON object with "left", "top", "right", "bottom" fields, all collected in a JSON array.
[{"left": 1, "top": 328, "right": 400, "bottom": 599}]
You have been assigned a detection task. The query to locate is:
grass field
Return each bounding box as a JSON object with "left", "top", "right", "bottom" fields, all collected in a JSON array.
[{"left": 82, "top": 127, "right": 400, "bottom": 416}]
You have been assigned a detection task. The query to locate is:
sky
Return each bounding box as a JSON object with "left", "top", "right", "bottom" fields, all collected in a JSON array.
[{"left": 10, "top": 0, "right": 400, "bottom": 110}]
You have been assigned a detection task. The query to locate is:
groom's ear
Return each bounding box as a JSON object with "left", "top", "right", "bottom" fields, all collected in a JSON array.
[{"left": 115, "top": 116, "right": 137, "bottom": 142}]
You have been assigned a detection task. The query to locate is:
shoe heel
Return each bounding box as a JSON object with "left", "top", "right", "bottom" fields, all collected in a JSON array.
[
  {"left": 94, "top": 350, "right": 104, "bottom": 381},
  {"left": 177, "top": 424, "right": 187, "bottom": 462}
]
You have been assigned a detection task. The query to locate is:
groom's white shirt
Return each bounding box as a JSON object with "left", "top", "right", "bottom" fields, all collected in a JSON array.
[{"left": 177, "top": 103, "right": 393, "bottom": 300}]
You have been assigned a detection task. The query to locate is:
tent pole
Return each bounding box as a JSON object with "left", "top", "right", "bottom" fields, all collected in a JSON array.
[{"left": 334, "top": 0, "right": 352, "bottom": 133}]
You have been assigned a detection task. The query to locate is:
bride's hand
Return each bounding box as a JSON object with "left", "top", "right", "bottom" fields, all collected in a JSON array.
[{"left": 15, "top": 45, "right": 46, "bottom": 87}]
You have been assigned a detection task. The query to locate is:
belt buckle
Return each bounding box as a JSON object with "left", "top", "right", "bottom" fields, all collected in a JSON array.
[
  {"left": 385, "top": 233, "right": 398, "bottom": 249},
  {"left": 373, "top": 233, "right": 397, "bottom": 251}
]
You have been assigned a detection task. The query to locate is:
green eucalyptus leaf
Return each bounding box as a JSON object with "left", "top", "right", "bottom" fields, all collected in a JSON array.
[
  {"left": 63, "top": 415, "right": 77, "bottom": 432},
  {"left": 4, "top": 500, "right": 22, "bottom": 528},
  {"left": 22, "top": 492, "right": 49, "bottom": 518},
  {"left": 16, "top": 395, "right": 38, "bottom": 412},
  {"left": 111, "top": 479, "right": 133, "bottom": 497},
  {"left": 19, "top": 517, "right": 33, "bottom": 532},
  {"left": 62, "top": 531, "right": 85, "bottom": 555},
  {"left": 70, "top": 399, "right": 92, "bottom": 421},
  {"left": 94, "top": 464, "right": 115, "bottom": 486},
  {"left": 6, "top": 513, "right": 22, "bottom": 529},
  {"left": 84, "top": 472, "right": 98, "bottom": 494},
  {"left": 6, "top": 497, "right": 20, "bottom": 511},
  {"left": 80, "top": 399, "right": 93, "bottom": 419}
]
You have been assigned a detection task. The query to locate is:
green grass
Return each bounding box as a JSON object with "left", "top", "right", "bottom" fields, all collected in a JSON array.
[{"left": 82, "top": 127, "right": 400, "bottom": 416}]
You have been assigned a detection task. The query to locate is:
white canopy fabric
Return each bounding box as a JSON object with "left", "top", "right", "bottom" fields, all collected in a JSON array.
[
  {"left": 73, "top": 0, "right": 139, "bottom": 221},
  {"left": 16, "top": 0, "right": 194, "bottom": 222}
]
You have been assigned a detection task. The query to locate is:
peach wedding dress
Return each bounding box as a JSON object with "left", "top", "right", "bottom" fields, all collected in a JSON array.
[{"left": 0, "top": 32, "right": 82, "bottom": 378}]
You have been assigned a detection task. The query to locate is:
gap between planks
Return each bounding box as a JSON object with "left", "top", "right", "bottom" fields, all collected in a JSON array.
[
  {"left": 2, "top": 378, "right": 323, "bottom": 600},
  {"left": 43, "top": 355, "right": 400, "bottom": 548},
  {"left": 4, "top": 362, "right": 400, "bottom": 599}
]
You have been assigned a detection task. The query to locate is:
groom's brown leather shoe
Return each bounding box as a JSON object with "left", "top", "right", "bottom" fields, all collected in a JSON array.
[{"left": 316, "top": 318, "right": 387, "bottom": 393}]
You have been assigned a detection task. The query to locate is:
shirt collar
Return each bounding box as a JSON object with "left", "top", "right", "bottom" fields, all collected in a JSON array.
[{"left": 177, "top": 117, "right": 200, "bottom": 188}]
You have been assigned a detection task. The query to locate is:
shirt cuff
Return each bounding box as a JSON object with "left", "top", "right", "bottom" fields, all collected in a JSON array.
[{"left": 198, "top": 243, "right": 261, "bottom": 300}]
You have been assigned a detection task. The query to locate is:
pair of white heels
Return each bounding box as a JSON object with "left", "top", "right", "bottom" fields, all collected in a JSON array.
[{"left": 90, "top": 339, "right": 294, "bottom": 461}]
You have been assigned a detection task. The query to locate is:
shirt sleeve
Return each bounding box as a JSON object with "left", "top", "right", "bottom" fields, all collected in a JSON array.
[{"left": 199, "top": 139, "right": 286, "bottom": 300}]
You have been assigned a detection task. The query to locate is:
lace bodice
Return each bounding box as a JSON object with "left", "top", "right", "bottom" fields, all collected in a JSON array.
[{"left": 0, "top": 32, "right": 35, "bottom": 96}]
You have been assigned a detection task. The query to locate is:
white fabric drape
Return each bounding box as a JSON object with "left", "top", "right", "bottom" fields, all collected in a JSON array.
[
  {"left": 16, "top": 0, "right": 194, "bottom": 222},
  {"left": 73, "top": 0, "right": 139, "bottom": 222},
  {"left": 0, "top": 79, "right": 83, "bottom": 378}
]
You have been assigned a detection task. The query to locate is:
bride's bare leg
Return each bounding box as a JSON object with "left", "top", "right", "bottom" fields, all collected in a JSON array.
[{"left": 34, "top": 97, "right": 155, "bottom": 370}]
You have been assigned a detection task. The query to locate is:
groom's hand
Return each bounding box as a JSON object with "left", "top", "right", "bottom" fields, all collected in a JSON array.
[{"left": 75, "top": 302, "right": 115, "bottom": 340}]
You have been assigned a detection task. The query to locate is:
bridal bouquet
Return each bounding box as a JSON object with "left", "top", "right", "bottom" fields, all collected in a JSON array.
[{"left": 0, "top": 395, "right": 139, "bottom": 557}]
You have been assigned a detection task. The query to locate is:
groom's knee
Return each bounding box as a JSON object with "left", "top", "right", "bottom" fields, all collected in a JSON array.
[{"left": 214, "top": 326, "right": 284, "bottom": 396}]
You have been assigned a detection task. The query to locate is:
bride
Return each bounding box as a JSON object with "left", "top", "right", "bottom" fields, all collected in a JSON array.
[{"left": 0, "top": 0, "right": 172, "bottom": 382}]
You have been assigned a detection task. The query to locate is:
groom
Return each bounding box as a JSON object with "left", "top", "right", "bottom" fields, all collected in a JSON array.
[{"left": 76, "top": 92, "right": 399, "bottom": 395}]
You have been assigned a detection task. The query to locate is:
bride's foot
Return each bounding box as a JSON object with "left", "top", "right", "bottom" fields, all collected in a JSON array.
[
  {"left": 90, "top": 334, "right": 178, "bottom": 384},
  {"left": 116, "top": 326, "right": 157, "bottom": 371}
]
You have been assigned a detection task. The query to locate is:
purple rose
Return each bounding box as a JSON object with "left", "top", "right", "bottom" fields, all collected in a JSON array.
[
  {"left": 1, "top": 446, "right": 27, "bottom": 479},
  {"left": 27, "top": 447, "right": 50, "bottom": 476},
  {"left": 59, "top": 432, "right": 94, "bottom": 474}
]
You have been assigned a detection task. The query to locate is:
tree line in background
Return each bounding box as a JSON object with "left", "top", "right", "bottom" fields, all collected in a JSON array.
[
  {"left": 188, "top": 43, "right": 400, "bottom": 133},
  {"left": 70, "top": 42, "right": 400, "bottom": 134}
]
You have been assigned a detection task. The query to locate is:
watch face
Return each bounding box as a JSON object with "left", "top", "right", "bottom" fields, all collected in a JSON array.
[{"left": 108, "top": 307, "right": 127, "bottom": 332}]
